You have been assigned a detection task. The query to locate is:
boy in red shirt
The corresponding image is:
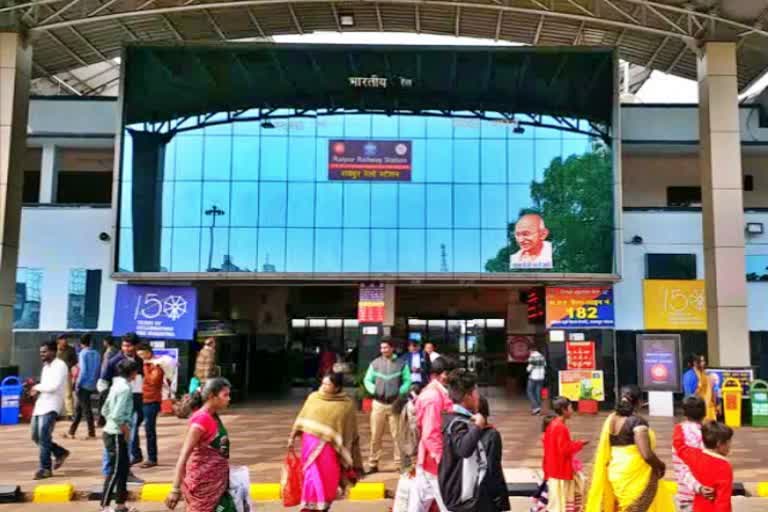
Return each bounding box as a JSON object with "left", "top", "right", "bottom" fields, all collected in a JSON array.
[{"left": 673, "top": 421, "right": 734, "bottom": 512}]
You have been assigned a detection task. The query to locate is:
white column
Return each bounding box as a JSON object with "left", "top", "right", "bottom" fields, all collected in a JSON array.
[
  {"left": 698, "top": 42, "right": 750, "bottom": 367},
  {"left": 39, "top": 143, "right": 58, "bottom": 203},
  {"left": 0, "top": 32, "right": 31, "bottom": 366}
]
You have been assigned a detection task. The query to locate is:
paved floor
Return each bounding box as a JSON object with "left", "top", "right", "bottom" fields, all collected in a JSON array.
[{"left": 3, "top": 389, "right": 768, "bottom": 494}]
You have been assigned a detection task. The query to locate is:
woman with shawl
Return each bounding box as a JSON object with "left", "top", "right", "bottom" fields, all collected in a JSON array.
[
  {"left": 289, "top": 372, "right": 363, "bottom": 511},
  {"left": 166, "top": 377, "right": 235, "bottom": 512},
  {"left": 586, "top": 385, "right": 675, "bottom": 512}
]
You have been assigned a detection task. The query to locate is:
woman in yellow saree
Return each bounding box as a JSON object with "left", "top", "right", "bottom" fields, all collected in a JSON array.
[{"left": 586, "top": 385, "right": 675, "bottom": 512}]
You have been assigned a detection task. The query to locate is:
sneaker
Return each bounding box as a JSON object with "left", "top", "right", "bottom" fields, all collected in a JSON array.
[
  {"left": 533, "top": 408, "right": 542, "bottom": 416},
  {"left": 54, "top": 450, "right": 70, "bottom": 470},
  {"left": 127, "top": 471, "right": 144, "bottom": 485},
  {"left": 140, "top": 461, "right": 158, "bottom": 469},
  {"left": 33, "top": 469, "right": 52, "bottom": 480}
]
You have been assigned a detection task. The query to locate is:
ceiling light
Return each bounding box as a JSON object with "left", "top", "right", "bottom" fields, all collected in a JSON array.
[
  {"left": 513, "top": 125, "right": 525, "bottom": 134},
  {"left": 261, "top": 120, "right": 275, "bottom": 129},
  {"left": 339, "top": 14, "right": 355, "bottom": 27}
]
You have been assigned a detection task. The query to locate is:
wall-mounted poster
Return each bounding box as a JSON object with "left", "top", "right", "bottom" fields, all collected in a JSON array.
[
  {"left": 358, "top": 283, "right": 385, "bottom": 323},
  {"left": 507, "top": 335, "right": 533, "bottom": 363},
  {"left": 643, "top": 280, "right": 706, "bottom": 330},
  {"left": 559, "top": 370, "right": 605, "bottom": 401},
  {"left": 546, "top": 287, "right": 615, "bottom": 329},
  {"left": 329, "top": 140, "right": 412, "bottom": 181},
  {"left": 636, "top": 334, "right": 681, "bottom": 392},
  {"left": 566, "top": 341, "right": 596, "bottom": 370},
  {"left": 112, "top": 284, "right": 197, "bottom": 340}
]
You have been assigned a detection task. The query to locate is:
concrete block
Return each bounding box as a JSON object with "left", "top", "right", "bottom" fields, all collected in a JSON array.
[
  {"left": 348, "top": 482, "right": 386, "bottom": 500},
  {"left": 140, "top": 483, "right": 173, "bottom": 502},
  {"left": 250, "top": 483, "right": 281, "bottom": 501},
  {"left": 33, "top": 483, "right": 74, "bottom": 503}
]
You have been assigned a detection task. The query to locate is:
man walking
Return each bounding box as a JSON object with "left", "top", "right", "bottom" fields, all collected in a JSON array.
[
  {"left": 363, "top": 337, "right": 412, "bottom": 474},
  {"left": 31, "top": 340, "right": 71, "bottom": 479},
  {"left": 137, "top": 343, "right": 165, "bottom": 468},
  {"left": 56, "top": 335, "right": 78, "bottom": 418},
  {"left": 526, "top": 345, "right": 546, "bottom": 415},
  {"left": 65, "top": 334, "right": 100, "bottom": 439},
  {"left": 97, "top": 336, "right": 119, "bottom": 428},
  {"left": 408, "top": 357, "right": 454, "bottom": 512}
]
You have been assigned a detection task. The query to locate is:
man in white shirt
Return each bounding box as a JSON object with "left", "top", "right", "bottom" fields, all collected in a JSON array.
[
  {"left": 424, "top": 341, "right": 441, "bottom": 363},
  {"left": 510, "top": 213, "right": 554, "bottom": 269},
  {"left": 30, "top": 340, "right": 71, "bottom": 479}
]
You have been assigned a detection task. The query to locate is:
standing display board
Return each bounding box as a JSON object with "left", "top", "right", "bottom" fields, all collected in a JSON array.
[
  {"left": 636, "top": 334, "right": 681, "bottom": 392},
  {"left": 558, "top": 370, "right": 605, "bottom": 401}
]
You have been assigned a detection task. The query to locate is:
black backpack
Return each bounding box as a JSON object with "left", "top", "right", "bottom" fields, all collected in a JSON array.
[{"left": 438, "top": 416, "right": 488, "bottom": 512}]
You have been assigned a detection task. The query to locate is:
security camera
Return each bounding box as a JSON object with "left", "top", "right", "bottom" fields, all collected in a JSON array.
[{"left": 99, "top": 232, "right": 111, "bottom": 242}]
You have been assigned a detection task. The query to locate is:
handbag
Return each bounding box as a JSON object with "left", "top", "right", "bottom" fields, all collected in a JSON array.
[{"left": 280, "top": 448, "right": 303, "bottom": 507}]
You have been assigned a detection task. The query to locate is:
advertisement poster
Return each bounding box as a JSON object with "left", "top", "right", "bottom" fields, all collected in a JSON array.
[
  {"left": 507, "top": 335, "right": 533, "bottom": 363},
  {"left": 329, "top": 140, "right": 412, "bottom": 181},
  {"left": 510, "top": 213, "right": 554, "bottom": 270},
  {"left": 643, "top": 280, "right": 706, "bottom": 330},
  {"left": 566, "top": 341, "right": 596, "bottom": 370},
  {"left": 707, "top": 368, "right": 754, "bottom": 397},
  {"left": 559, "top": 370, "right": 605, "bottom": 401},
  {"left": 358, "top": 283, "right": 385, "bottom": 323},
  {"left": 636, "top": 334, "right": 681, "bottom": 391},
  {"left": 112, "top": 285, "right": 197, "bottom": 340},
  {"left": 546, "top": 287, "right": 615, "bottom": 329}
]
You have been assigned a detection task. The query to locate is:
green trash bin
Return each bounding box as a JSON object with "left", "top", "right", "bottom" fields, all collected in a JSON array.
[{"left": 750, "top": 380, "right": 768, "bottom": 427}]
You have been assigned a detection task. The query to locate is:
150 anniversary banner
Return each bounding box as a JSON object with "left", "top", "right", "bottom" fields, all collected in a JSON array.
[{"left": 329, "top": 140, "right": 412, "bottom": 181}]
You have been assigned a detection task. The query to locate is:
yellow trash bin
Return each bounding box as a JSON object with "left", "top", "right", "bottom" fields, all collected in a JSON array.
[{"left": 722, "top": 378, "right": 743, "bottom": 428}]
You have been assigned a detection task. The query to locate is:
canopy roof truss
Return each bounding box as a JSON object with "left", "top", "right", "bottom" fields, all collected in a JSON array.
[{"left": 2, "top": 0, "right": 767, "bottom": 96}]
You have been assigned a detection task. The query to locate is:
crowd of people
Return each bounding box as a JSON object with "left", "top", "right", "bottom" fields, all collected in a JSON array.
[{"left": 26, "top": 331, "right": 738, "bottom": 512}]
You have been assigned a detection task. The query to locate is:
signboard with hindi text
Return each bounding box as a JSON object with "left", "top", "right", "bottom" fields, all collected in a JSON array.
[
  {"left": 358, "top": 283, "right": 386, "bottom": 323},
  {"left": 643, "top": 280, "right": 706, "bottom": 330},
  {"left": 546, "top": 287, "right": 615, "bottom": 329},
  {"left": 566, "top": 341, "right": 596, "bottom": 370},
  {"left": 112, "top": 284, "right": 197, "bottom": 340},
  {"left": 329, "top": 140, "right": 412, "bottom": 181}
]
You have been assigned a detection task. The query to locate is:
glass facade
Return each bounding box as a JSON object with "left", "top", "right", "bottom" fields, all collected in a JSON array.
[
  {"left": 119, "top": 112, "right": 612, "bottom": 274},
  {"left": 15, "top": 268, "right": 42, "bottom": 329}
]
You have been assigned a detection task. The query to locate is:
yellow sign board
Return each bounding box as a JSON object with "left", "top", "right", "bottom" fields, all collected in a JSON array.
[
  {"left": 643, "top": 280, "right": 707, "bottom": 330},
  {"left": 558, "top": 370, "right": 605, "bottom": 401}
]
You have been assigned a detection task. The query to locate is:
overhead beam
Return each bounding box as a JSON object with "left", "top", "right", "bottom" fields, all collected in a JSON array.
[
  {"left": 375, "top": 2, "right": 383, "bottom": 31},
  {"left": 246, "top": 8, "right": 267, "bottom": 38},
  {"left": 288, "top": 4, "right": 303, "bottom": 34},
  {"left": 494, "top": 10, "right": 502, "bottom": 40},
  {"left": 573, "top": 20, "right": 584, "bottom": 45},
  {"left": 414, "top": 4, "right": 420, "bottom": 33},
  {"left": 45, "top": 29, "right": 88, "bottom": 66},
  {"left": 330, "top": 2, "right": 341, "bottom": 31},
  {"left": 203, "top": 9, "right": 227, "bottom": 39},
  {"left": 565, "top": 0, "right": 592, "bottom": 18},
  {"left": 33, "top": 61, "right": 85, "bottom": 95},
  {"left": 533, "top": 15, "right": 544, "bottom": 44},
  {"left": 39, "top": 0, "right": 83, "bottom": 24},
  {"left": 455, "top": 6, "right": 460, "bottom": 37}
]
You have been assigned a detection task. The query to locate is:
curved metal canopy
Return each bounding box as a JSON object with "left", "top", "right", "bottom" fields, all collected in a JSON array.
[{"left": 3, "top": 0, "right": 768, "bottom": 95}]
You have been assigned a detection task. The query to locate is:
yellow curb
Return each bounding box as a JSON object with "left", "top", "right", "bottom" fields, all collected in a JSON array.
[
  {"left": 250, "top": 483, "right": 281, "bottom": 501},
  {"left": 33, "top": 483, "right": 74, "bottom": 503},
  {"left": 757, "top": 482, "right": 768, "bottom": 497},
  {"left": 140, "top": 483, "right": 173, "bottom": 502},
  {"left": 348, "top": 482, "right": 386, "bottom": 501}
]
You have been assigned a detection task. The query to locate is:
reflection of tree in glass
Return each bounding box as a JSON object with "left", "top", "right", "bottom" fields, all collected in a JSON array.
[{"left": 485, "top": 142, "right": 613, "bottom": 273}]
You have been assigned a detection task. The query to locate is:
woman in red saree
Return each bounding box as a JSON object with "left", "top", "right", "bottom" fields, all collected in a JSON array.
[
  {"left": 289, "top": 372, "right": 364, "bottom": 511},
  {"left": 166, "top": 377, "right": 236, "bottom": 512}
]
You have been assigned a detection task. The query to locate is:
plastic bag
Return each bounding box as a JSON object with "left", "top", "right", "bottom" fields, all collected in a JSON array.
[
  {"left": 392, "top": 473, "right": 412, "bottom": 512},
  {"left": 280, "top": 449, "right": 303, "bottom": 507}
]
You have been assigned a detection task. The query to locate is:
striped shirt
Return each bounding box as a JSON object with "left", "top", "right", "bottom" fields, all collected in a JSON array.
[
  {"left": 673, "top": 421, "right": 704, "bottom": 505},
  {"left": 527, "top": 351, "right": 546, "bottom": 381}
]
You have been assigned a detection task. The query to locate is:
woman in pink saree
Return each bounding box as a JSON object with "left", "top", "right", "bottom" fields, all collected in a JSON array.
[{"left": 289, "top": 372, "right": 363, "bottom": 511}]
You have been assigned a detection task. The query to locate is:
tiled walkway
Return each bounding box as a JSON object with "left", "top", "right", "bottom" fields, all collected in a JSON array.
[{"left": 3, "top": 390, "right": 768, "bottom": 492}]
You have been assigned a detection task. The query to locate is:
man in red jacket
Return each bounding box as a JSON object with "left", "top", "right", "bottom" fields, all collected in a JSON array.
[{"left": 673, "top": 421, "right": 734, "bottom": 512}]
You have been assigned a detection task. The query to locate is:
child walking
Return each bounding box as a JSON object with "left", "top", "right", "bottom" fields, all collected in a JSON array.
[
  {"left": 674, "top": 396, "right": 715, "bottom": 511},
  {"left": 541, "top": 397, "right": 587, "bottom": 512},
  {"left": 100, "top": 359, "right": 140, "bottom": 512}
]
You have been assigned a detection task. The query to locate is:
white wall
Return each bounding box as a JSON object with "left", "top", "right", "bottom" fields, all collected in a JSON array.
[
  {"left": 16, "top": 206, "right": 115, "bottom": 331},
  {"left": 615, "top": 211, "right": 768, "bottom": 331}
]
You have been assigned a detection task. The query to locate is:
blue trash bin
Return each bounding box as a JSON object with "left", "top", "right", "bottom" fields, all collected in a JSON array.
[{"left": 0, "top": 376, "right": 22, "bottom": 425}]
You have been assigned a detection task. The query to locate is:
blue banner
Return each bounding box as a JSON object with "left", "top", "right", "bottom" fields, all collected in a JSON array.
[
  {"left": 546, "top": 286, "right": 615, "bottom": 329},
  {"left": 112, "top": 284, "right": 197, "bottom": 340}
]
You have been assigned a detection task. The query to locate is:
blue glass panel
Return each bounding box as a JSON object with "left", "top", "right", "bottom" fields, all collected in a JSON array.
[
  {"left": 257, "top": 228, "right": 285, "bottom": 272},
  {"left": 481, "top": 229, "right": 509, "bottom": 273},
  {"left": 426, "top": 139, "right": 453, "bottom": 182},
  {"left": 345, "top": 115, "right": 371, "bottom": 137},
  {"left": 175, "top": 136, "right": 203, "bottom": 180},
  {"left": 173, "top": 182, "right": 202, "bottom": 227},
  {"left": 286, "top": 228, "right": 314, "bottom": 272},
  {"left": 426, "top": 184, "right": 452, "bottom": 229},
  {"left": 315, "top": 137, "right": 330, "bottom": 182},
  {"left": 535, "top": 139, "right": 563, "bottom": 180},
  {"left": 534, "top": 116, "right": 565, "bottom": 139},
  {"left": 233, "top": 115, "right": 261, "bottom": 136},
  {"left": 427, "top": 117, "right": 452, "bottom": 138},
  {"left": 287, "top": 183, "right": 315, "bottom": 228},
  {"left": 288, "top": 137, "right": 315, "bottom": 180},
  {"left": 454, "top": 185, "right": 479, "bottom": 229},
  {"left": 118, "top": 227, "right": 133, "bottom": 272},
  {"left": 318, "top": 115, "right": 344, "bottom": 137},
  {"left": 161, "top": 228, "right": 172, "bottom": 271},
  {"left": 161, "top": 182, "right": 174, "bottom": 227},
  {"left": 229, "top": 228, "right": 258, "bottom": 271},
  {"left": 509, "top": 120, "right": 533, "bottom": 140},
  {"left": 411, "top": 140, "right": 426, "bottom": 183},
  {"left": 171, "top": 227, "right": 201, "bottom": 272},
  {"left": 121, "top": 131, "right": 133, "bottom": 183},
  {"left": 342, "top": 229, "right": 370, "bottom": 272},
  {"left": 162, "top": 138, "right": 175, "bottom": 181},
  {"left": 508, "top": 140, "right": 535, "bottom": 184},
  {"left": 372, "top": 115, "right": 398, "bottom": 137},
  {"left": 203, "top": 113, "right": 233, "bottom": 136},
  {"left": 481, "top": 185, "right": 507, "bottom": 229},
  {"left": 563, "top": 137, "right": 590, "bottom": 158},
  {"left": 201, "top": 227, "right": 229, "bottom": 272},
  {"left": 508, "top": 184, "right": 536, "bottom": 223},
  {"left": 454, "top": 229, "right": 481, "bottom": 272},
  {"left": 426, "top": 229, "right": 452, "bottom": 273},
  {"left": 454, "top": 140, "right": 479, "bottom": 183},
  {"left": 371, "top": 184, "right": 398, "bottom": 228},
  {"left": 232, "top": 137, "right": 259, "bottom": 181},
  {"left": 316, "top": 183, "right": 343, "bottom": 228},
  {"left": 258, "top": 182, "right": 287, "bottom": 227},
  {"left": 120, "top": 181, "right": 133, "bottom": 228},
  {"left": 398, "top": 229, "right": 425, "bottom": 273},
  {"left": 266, "top": 111, "right": 290, "bottom": 135},
  {"left": 315, "top": 229, "right": 342, "bottom": 272},
  {"left": 399, "top": 184, "right": 425, "bottom": 228},
  {"left": 481, "top": 140, "right": 506, "bottom": 183},
  {"left": 481, "top": 118, "right": 507, "bottom": 139},
  {"left": 289, "top": 117, "right": 315, "bottom": 136},
  {"left": 400, "top": 116, "right": 426, "bottom": 138},
  {"left": 260, "top": 136, "right": 288, "bottom": 180},
  {"left": 231, "top": 182, "right": 258, "bottom": 227},
  {"left": 202, "top": 182, "right": 231, "bottom": 228},
  {"left": 453, "top": 117, "right": 480, "bottom": 139},
  {"left": 371, "top": 229, "right": 397, "bottom": 272},
  {"left": 343, "top": 183, "right": 371, "bottom": 228}
]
